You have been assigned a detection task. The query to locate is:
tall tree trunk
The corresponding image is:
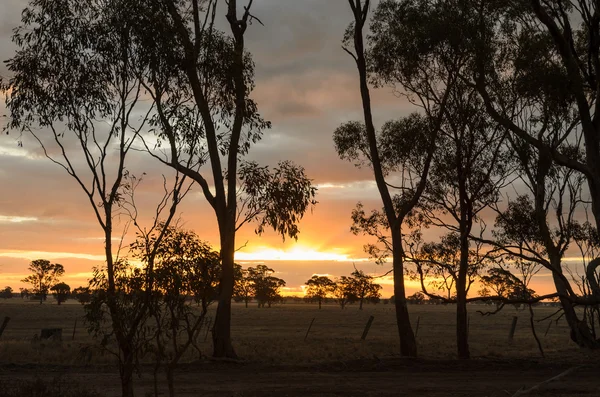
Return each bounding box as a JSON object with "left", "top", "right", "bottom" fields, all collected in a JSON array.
[
  {"left": 456, "top": 228, "right": 470, "bottom": 359},
  {"left": 392, "top": 233, "right": 418, "bottom": 357},
  {"left": 212, "top": 225, "right": 237, "bottom": 358},
  {"left": 552, "top": 266, "right": 599, "bottom": 348},
  {"left": 455, "top": 285, "right": 469, "bottom": 359},
  {"left": 348, "top": 0, "right": 418, "bottom": 358},
  {"left": 120, "top": 353, "right": 135, "bottom": 397},
  {"left": 166, "top": 365, "right": 175, "bottom": 397},
  {"left": 535, "top": 152, "right": 599, "bottom": 349}
]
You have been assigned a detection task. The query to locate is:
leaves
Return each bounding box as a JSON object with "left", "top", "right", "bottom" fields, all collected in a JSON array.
[
  {"left": 238, "top": 160, "right": 317, "bottom": 241},
  {"left": 20, "top": 259, "right": 65, "bottom": 302}
]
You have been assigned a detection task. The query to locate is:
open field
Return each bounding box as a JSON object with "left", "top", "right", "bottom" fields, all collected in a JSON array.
[{"left": 0, "top": 299, "right": 599, "bottom": 396}]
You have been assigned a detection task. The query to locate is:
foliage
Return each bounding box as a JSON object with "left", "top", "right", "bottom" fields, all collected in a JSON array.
[
  {"left": 85, "top": 223, "right": 220, "bottom": 383},
  {"left": 18, "top": 288, "right": 30, "bottom": 299},
  {"left": 247, "top": 265, "right": 286, "bottom": 308},
  {"left": 131, "top": 222, "right": 221, "bottom": 305},
  {"left": 347, "top": 270, "right": 382, "bottom": 310},
  {"left": 233, "top": 264, "right": 254, "bottom": 307},
  {"left": 143, "top": 225, "right": 219, "bottom": 397},
  {"left": 84, "top": 260, "right": 148, "bottom": 359},
  {"left": 480, "top": 267, "right": 536, "bottom": 303},
  {"left": 332, "top": 276, "right": 357, "bottom": 310},
  {"left": 407, "top": 292, "right": 425, "bottom": 304},
  {"left": 20, "top": 260, "right": 65, "bottom": 304},
  {"left": 0, "top": 286, "right": 13, "bottom": 299},
  {"left": 304, "top": 275, "right": 336, "bottom": 309},
  {"left": 72, "top": 286, "right": 92, "bottom": 304},
  {"left": 131, "top": 0, "right": 317, "bottom": 358},
  {"left": 410, "top": 232, "right": 490, "bottom": 300},
  {"left": 50, "top": 282, "right": 71, "bottom": 305},
  {"left": 238, "top": 161, "right": 318, "bottom": 240}
]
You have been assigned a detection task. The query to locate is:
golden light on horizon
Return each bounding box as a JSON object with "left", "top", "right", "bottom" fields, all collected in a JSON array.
[
  {"left": 235, "top": 245, "right": 369, "bottom": 262},
  {"left": 0, "top": 250, "right": 106, "bottom": 262}
]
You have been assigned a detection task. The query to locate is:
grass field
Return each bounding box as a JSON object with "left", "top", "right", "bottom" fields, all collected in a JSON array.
[
  {"left": 0, "top": 299, "right": 584, "bottom": 363},
  {"left": 0, "top": 299, "right": 598, "bottom": 396}
]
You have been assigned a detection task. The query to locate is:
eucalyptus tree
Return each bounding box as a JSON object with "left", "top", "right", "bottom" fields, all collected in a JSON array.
[
  {"left": 21, "top": 260, "right": 65, "bottom": 304},
  {"left": 304, "top": 275, "right": 336, "bottom": 309},
  {"left": 332, "top": 276, "right": 357, "bottom": 309},
  {"left": 247, "top": 264, "right": 286, "bottom": 308},
  {"left": 410, "top": 232, "right": 489, "bottom": 303},
  {"left": 491, "top": 153, "right": 598, "bottom": 347},
  {"left": 425, "top": 0, "right": 600, "bottom": 347},
  {"left": 415, "top": 85, "right": 509, "bottom": 359},
  {"left": 471, "top": 1, "right": 600, "bottom": 239},
  {"left": 132, "top": 0, "right": 317, "bottom": 358},
  {"left": 135, "top": 223, "right": 220, "bottom": 397},
  {"left": 338, "top": 0, "right": 464, "bottom": 357},
  {"left": 347, "top": 270, "right": 383, "bottom": 310},
  {"left": 233, "top": 264, "right": 254, "bottom": 308},
  {"left": 1, "top": 1, "right": 186, "bottom": 395}
]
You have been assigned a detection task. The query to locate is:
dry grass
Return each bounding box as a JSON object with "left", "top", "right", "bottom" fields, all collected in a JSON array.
[{"left": 0, "top": 299, "right": 585, "bottom": 365}]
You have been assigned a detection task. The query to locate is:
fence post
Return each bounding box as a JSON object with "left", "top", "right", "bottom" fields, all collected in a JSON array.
[
  {"left": 414, "top": 316, "right": 421, "bottom": 337},
  {"left": 361, "top": 315, "right": 375, "bottom": 340},
  {"left": 508, "top": 316, "right": 518, "bottom": 341},
  {"left": 544, "top": 320, "right": 552, "bottom": 337},
  {"left": 304, "top": 318, "right": 315, "bottom": 341},
  {"left": 467, "top": 315, "right": 470, "bottom": 339},
  {"left": 72, "top": 318, "right": 77, "bottom": 341},
  {"left": 0, "top": 317, "right": 10, "bottom": 339},
  {"left": 203, "top": 317, "right": 213, "bottom": 342}
]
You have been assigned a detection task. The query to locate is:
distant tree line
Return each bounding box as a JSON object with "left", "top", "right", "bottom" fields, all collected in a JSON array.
[{"left": 302, "top": 270, "right": 382, "bottom": 310}]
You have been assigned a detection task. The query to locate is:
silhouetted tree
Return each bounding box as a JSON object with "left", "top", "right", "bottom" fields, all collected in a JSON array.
[
  {"left": 133, "top": 0, "right": 317, "bottom": 359},
  {"left": 457, "top": 0, "right": 600, "bottom": 346},
  {"left": 0, "top": 287, "right": 13, "bottom": 299},
  {"left": 247, "top": 265, "right": 286, "bottom": 308},
  {"left": 72, "top": 287, "right": 92, "bottom": 305},
  {"left": 332, "top": 276, "right": 357, "bottom": 309},
  {"left": 338, "top": 0, "right": 462, "bottom": 357},
  {"left": 407, "top": 292, "right": 425, "bottom": 305},
  {"left": 19, "top": 288, "right": 30, "bottom": 300},
  {"left": 346, "top": 270, "right": 382, "bottom": 310},
  {"left": 304, "top": 275, "right": 336, "bottom": 309},
  {"left": 233, "top": 264, "right": 254, "bottom": 308},
  {"left": 480, "top": 267, "right": 536, "bottom": 306},
  {"left": 1, "top": 2, "right": 188, "bottom": 394},
  {"left": 141, "top": 224, "right": 219, "bottom": 397},
  {"left": 50, "top": 282, "right": 71, "bottom": 305},
  {"left": 21, "top": 260, "right": 64, "bottom": 305}
]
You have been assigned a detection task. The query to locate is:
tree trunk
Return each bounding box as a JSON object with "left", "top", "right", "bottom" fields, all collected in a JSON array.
[
  {"left": 212, "top": 228, "right": 237, "bottom": 358},
  {"left": 318, "top": 299, "right": 322, "bottom": 309},
  {"left": 456, "top": 287, "right": 469, "bottom": 359},
  {"left": 456, "top": 228, "right": 470, "bottom": 359},
  {"left": 166, "top": 365, "right": 175, "bottom": 397},
  {"left": 120, "top": 354, "right": 135, "bottom": 397},
  {"left": 392, "top": 235, "right": 418, "bottom": 357},
  {"left": 552, "top": 270, "right": 599, "bottom": 348}
]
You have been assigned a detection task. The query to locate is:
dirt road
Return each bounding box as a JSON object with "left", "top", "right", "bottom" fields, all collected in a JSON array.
[{"left": 1, "top": 358, "right": 598, "bottom": 396}]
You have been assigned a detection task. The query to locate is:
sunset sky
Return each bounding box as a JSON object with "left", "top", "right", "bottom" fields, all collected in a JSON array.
[{"left": 0, "top": 0, "right": 566, "bottom": 298}]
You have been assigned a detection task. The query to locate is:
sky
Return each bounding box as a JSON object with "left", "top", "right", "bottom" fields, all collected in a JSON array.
[{"left": 0, "top": 0, "right": 565, "bottom": 298}]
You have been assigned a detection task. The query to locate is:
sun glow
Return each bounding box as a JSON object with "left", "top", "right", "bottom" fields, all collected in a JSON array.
[
  {"left": 0, "top": 250, "right": 106, "bottom": 261},
  {"left": 235, "top": 246, "right": 367, "bottom": 262}
]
